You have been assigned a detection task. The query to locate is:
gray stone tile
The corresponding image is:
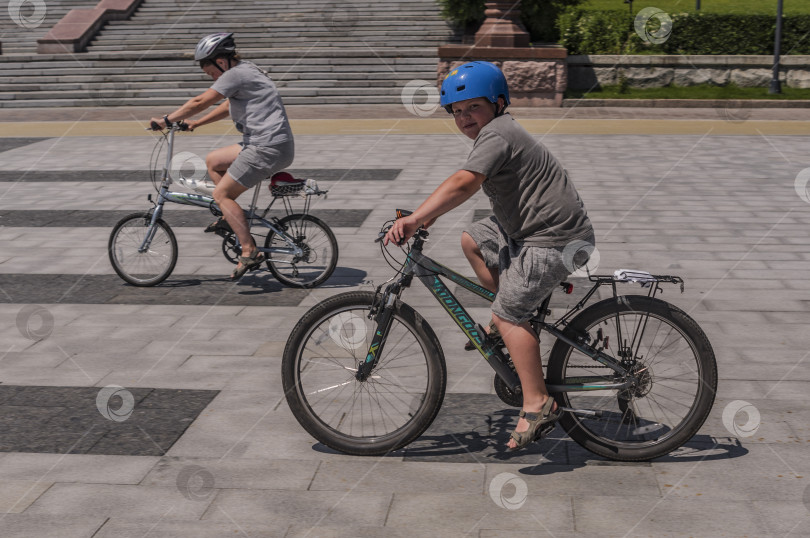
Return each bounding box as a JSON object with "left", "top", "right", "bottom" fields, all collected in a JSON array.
[
  {"left": 204, "top": 489, "right": 391, "bottom": 526},
  {"left": 142, "top": 456, "right": 318, "bottom": 491},
  {"left": 386, "top": 492, "right": 574, "bottom": 532},
  {"left": 572, "top": 496, "right": 768, "bottom": 536},
  {"left": 0, "top": 453, "right": 158, "bottom": 484},
  {"left": 0, "top": 480, "right": 52, "bottom": 513},
  {"left": 310, "top": 460, "right": 485, "bottom": 493},
  {"left": 0, "top": 515, "right": 106, "bottom": 538},
  {"left": 94, "top": 519, "right": 288, "bottom": 538},
  {"left": 25, "top": 483, "right": 214, "bottom": 519}
]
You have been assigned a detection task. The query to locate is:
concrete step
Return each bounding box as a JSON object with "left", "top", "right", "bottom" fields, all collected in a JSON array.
[
  {"left": 0, "top": 69, "right": 435, "bottom": 86},
  {"left": 1, "top": 0, "right": 453, "bottom": 106},
  {"left": 0, "top": 95, "right": 403, "bottom": 108},
  {"left": 0, "top": 85, "right": 405, "bottom": 99}
]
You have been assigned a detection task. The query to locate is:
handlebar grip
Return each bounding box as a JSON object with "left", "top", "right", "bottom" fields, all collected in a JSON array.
[
  {"left": 179, "top": 121, "right": 190, "bottom": 131},
  {"left": 149, "top": 121, "right": 162, "bottom": 131}
]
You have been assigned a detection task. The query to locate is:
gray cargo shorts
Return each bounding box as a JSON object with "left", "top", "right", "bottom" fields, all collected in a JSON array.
[
  {"left": 228, "top": 139, "right": 295, "bottom": 189},
  {"left": 464, "top": 216, "right": 596, "bottom": 324}
]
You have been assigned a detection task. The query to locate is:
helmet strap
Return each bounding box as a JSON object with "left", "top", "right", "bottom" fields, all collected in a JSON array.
[{"left": 212, "top": 57, "right": 234, "bottom": 73}]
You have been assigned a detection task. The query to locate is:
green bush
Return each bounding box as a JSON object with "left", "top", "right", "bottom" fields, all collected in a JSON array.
[
  {"left": 438, "top": 0, "right": 584, "bottom": 42},
  {"left": 559, "top": 10, "right": 810, "bottom": 55}
]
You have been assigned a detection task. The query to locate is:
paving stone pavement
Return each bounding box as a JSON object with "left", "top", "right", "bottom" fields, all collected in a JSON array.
[{"left": 0, "top": 109, "right": 809, "bottom": 537}]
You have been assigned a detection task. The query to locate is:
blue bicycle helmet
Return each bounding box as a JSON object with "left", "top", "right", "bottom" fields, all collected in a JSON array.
[{"left": 440, "top": 61, "right": 510, "bottom": 114}]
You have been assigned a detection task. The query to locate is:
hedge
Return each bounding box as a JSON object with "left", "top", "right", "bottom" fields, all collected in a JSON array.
[
  {"left": 438, "top": 1, "right": 810, "bottom": 55},
  {"left": 438, "top": 0, "right": 584, "bottom": 42},
  {"left": 558, "top": 11, "right": 810, "bottom": 55}
]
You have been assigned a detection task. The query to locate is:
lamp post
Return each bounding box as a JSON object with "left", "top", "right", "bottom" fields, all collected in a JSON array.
[{"left": 769, "top": 0, "right": 783, "bottom": 94}]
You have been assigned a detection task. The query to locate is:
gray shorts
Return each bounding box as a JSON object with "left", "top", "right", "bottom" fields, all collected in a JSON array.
[
  {"left": 228, "top": 140, "right": 295, "bottom": 189},
  {"left": 464, "top": 217, "right": 595, "bottom": 324}
]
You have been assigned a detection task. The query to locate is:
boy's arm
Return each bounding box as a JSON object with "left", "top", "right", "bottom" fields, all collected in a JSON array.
[
  {"left": 385, "top": 169, "right": 485, "bottom": 245},
  {"left": 189, "top": 99, "right": 230, "bottom": 130}
]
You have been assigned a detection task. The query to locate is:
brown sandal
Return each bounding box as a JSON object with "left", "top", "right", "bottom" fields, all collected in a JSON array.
[
  {"left": 231, "top": 250, "right": 265, "bottom": 280},
  {"left": 508, "top": 397, "right": 561, "bottom": 451}
]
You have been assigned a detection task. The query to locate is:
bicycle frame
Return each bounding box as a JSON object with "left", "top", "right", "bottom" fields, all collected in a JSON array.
[
  {"left": 137, "top": 124, "right": 304, "bottom": 262},
  {"left": 360, "top": 231, "right": 684, "bottom": 397}
]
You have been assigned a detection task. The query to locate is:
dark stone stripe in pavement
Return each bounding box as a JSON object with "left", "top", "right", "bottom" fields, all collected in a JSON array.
[
  {"left": 0, "top": 209, "right": 371, "bottom": 228},
  {"left": 0, "top": 385, "right": 218, "bottom": 456},
  {"left": 0, "top": 274, "right": 310, "bottom": 306},
  {"left": 0, "top": 169, "right": 401, "bottom": 182},
  {"left": 0, "top": 138, "right": 49, "bottom": 154}
]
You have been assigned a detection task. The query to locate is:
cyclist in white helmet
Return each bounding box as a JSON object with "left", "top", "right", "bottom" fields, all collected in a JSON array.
[
  {"left": 149, "top": 32, "right": 294, "bottom": 280},
  {"left": 386, "top": 62, "right": 595, "bottom": 451}
]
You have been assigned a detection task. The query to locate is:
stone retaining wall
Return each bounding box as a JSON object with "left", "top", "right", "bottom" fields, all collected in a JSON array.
[{"left": 568, "top": 55, "right": 810, "bottom": 90}]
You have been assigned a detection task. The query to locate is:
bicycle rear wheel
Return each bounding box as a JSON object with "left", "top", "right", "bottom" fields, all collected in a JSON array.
[
  {"left": 547, "top": 295, "right": 717, "bottom": 461},
  {"left": 108, "top": 212, "right": 178, "bottom": 286},
  {"left": 282, "top": 291, "right": 446, "bottom": 455},
  {"left": 265, "top": 214, "right": 338, "bottom": 288}
]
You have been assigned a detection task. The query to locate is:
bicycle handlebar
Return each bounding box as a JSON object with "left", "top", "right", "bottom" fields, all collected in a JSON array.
[{"left": 148, "top": 120, "right": 191, "bottom": 132}]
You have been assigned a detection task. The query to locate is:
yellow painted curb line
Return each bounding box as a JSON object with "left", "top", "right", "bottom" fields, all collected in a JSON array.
[{"left": 1, "top": 118, "right": 808, "bottom": 137}]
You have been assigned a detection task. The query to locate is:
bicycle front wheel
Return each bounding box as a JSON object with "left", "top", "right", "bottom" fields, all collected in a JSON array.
[
  {"left": 265, "top": 214, "right": 338, "bottom": 288},
  {"left": 108, "top": 212, "right": 178, "bottom": 286},
  {"left": 282, "top": 291, "right": 446, "bottom": 456},
  {"left": 547, "top": 296, "right": 717, "bottom": 461}
]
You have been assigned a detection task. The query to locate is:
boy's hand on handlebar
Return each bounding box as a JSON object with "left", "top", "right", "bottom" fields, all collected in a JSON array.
[
  {"left": 148, "top": 117, "right": 167, "bottom": 130},
  {"left": 384, "top": 214, "right": 421, "bottom": 246}
]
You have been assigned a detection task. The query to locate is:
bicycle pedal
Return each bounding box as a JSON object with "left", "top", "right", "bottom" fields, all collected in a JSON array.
[{"left": 534, "top": 421, "right": 557, "bottom": 442}]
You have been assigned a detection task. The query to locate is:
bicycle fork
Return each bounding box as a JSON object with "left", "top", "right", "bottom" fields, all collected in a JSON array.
[
  {"left": 355, "top": 289, "right": 398, "bottom": 381},
  {"left": 139, "top": 190, "right": 168, "bottom": 253}
]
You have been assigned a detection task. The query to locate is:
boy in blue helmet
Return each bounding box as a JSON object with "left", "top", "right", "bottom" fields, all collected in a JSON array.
[{"left": 385, "top": 61, "right": 595, "bottom": 451}]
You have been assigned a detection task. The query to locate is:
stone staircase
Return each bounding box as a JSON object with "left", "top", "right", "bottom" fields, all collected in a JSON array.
[
  {"left": 0, "top": 0, "right": 91, "bottom": 54},
  {"left": 0, "top": 0, "right": 460, "bottom": 107}
]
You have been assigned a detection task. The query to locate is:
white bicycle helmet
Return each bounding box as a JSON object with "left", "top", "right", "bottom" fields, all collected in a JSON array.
[{"left": 194, "top": 32, "right": 236, "bottom": 62}]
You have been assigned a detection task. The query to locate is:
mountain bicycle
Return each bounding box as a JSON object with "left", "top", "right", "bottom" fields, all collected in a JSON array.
[
  {"left": 281, "top": 211, "right": 717, "bottom": 461},
  {"left": 108, "top": 121, "right": 338, "bottom": 288}
]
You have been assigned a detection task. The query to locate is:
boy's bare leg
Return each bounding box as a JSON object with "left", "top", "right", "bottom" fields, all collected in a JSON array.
[
  {"left": 206, "top": 144, "right": 241, "bottom": 185},
  {"left": 213, "top": 174, "right": 252, "bottom": 260},
  {"left": 492, "top": 314, "right": 557, "bottom": 450}
]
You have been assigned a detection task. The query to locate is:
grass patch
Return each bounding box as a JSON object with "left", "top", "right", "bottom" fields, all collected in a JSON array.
[
  {"left": 580, "top": 0, "right": 810, "bottom": 15},
  {"left": 565, "top": 84, "right": 810, "bottom": 99}
]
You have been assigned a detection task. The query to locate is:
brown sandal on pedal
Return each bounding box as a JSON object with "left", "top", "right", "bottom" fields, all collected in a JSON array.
[
  {"left": 231, "top": 250, "right": 265, "bottom": 280},
  {"left": 507, "top": 397, "right": 561, "bottom": 451}
]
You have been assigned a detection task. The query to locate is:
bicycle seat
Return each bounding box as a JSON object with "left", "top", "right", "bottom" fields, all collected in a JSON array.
[{"left": 269, "top": 171, "right": 306, "bottom": 196}]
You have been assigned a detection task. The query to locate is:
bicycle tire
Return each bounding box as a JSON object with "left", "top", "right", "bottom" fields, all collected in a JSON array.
[
  {"left": 546, "top": 295, "right": 717, "bottom": 461},
  {"left": 282, "top": 291, "right": 447, "bottom": 456},
  {"left": 108, "top": 212, "right": 178, "bottom": 287},
  {"left": 264, "top": 213, "right": 338, "bottom": 288}
]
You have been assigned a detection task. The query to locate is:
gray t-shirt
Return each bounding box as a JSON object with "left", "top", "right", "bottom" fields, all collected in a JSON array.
[
  {"left": 463, "top": 114, "right": 593, "bottom": 247},
  {"left": 211, "top": 61, "right": 293, "bottom": 147}
]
